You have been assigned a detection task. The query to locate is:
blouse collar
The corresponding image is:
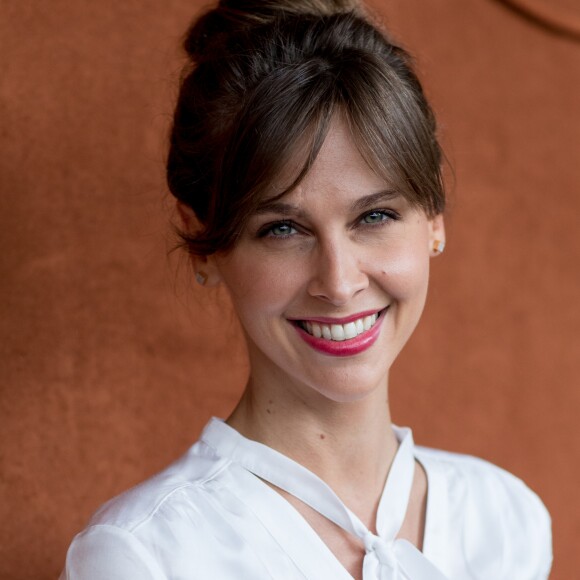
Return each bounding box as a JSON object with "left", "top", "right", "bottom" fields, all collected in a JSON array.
[{"left": 201, "top": 418, "right": 448, "bottom": 580}]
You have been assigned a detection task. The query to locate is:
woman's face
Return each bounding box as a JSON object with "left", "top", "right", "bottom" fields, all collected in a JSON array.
[{"left": 209, "top": 117, "right": 445, "bottom": 403}]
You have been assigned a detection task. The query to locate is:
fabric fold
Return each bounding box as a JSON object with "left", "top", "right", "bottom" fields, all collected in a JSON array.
[{"left": 202, "top": 419, "right": 449, "bottom": 579}]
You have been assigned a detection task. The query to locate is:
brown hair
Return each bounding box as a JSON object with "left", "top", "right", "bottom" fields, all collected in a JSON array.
[{"left": 167, "top": 0, "right": 445, "bottom": 256}]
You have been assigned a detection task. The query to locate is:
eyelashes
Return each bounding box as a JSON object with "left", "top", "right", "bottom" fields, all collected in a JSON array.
[
  {"left": 257, "top": 220, "right": 297, "bottom": 238},
  {"left": 361, "top": 210, "right": 399, "bottom": 225},
  {"left": 256, "top": 209, "right": 401, "bottom": 240}
]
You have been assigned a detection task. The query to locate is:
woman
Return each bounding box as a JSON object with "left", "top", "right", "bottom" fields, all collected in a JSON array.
[{"left": 61, "top": 0, "right": 552, "bottom": 578}]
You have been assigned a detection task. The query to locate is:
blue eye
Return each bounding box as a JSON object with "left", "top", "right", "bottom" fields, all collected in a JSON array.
[
  {"left": 258, "top": 221, "right": 298, "bottom": 238},
  {"left": 362, "top": 210, "right": 394, "bottom": 224},
  {"left": 271, "top": 223, "right": 294, "bottom": 236}
]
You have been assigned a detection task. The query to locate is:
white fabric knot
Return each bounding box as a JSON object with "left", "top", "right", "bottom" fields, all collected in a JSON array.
[{"left": 363, "top": 532, "right": 399, "bottom": 578}]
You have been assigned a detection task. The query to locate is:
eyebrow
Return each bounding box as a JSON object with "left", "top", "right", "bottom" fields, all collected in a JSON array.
[
  {"left": 351, "top": 189, "right": 400, "bottom": 211},
  {"left": 253, "top": 200, "right": 305, "bottom": 217},
  {"left": 254, "top": 189, "right": 399, "bottom": 217}
]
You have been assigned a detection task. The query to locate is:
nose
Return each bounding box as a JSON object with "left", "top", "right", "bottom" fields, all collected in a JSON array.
[{"left": 307, "top": 238, "right": 368, "bottom": 306}]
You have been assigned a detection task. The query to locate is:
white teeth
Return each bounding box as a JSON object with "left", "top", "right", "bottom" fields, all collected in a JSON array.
[
  {"left": 363, "top": 314, "right": 377, "bottom": 330},
  {"left": 343, "top": 322, "right": 357, "bottom": 339},
  {"left": 330, "top": 324, "right": 345, "bottom": 341},
  {"left": 301, "top": 312, "right": 381, "bottom": 341}
]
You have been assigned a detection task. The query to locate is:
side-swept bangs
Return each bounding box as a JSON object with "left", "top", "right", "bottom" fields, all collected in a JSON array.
[{"left": 169, "top": 11, "right": 445, "bottom": 255}]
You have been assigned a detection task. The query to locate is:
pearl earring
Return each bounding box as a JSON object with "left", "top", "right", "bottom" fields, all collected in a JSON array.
[{"left": 195, "top": 271, "right": 208, "bottom": 286}]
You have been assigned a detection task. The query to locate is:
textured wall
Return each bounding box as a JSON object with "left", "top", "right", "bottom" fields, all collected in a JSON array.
[{"left": 1, "top": 0, "right": 578, "bottom": 578}]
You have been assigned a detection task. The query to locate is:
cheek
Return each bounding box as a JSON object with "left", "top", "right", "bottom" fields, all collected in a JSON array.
[
  {"left": 377, "top": 242, "right": 431, "bottom": 299},
  {"left": 220, "top": 253, "right": 304, "bottom": 318}
]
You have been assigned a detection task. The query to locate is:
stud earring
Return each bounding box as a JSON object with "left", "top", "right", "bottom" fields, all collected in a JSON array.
[
  {"left": 432, "top": 240, "right": 445, "bottom": 254},
  {"left": 195, "top": 271, "right": 208, "bottom": 286}
]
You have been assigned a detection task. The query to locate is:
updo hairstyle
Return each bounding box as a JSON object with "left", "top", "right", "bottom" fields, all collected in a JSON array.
[{"left": 167, "top": 0, "right": 446, "bottom": 256}]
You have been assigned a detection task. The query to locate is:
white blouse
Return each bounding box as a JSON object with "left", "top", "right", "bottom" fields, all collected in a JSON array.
[{"left": 60, "top": 418, "right": 552, "bottom": 579}]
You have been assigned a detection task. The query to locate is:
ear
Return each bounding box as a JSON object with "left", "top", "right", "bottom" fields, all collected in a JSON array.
[
  {"left": 427, "top": 213, "right": 446, "bottom": 257},
  {"left": 176, "top": 201, "right": 223, "bottom": 287},
  {"left": 192, "top": 255, "right": 223, "bottom": 287},
  {"left": 177, "top": 201, "right": 201, "bottom": 232}
]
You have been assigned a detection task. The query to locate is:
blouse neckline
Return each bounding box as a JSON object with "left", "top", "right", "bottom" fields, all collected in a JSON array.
[{"left": 200, "top": 418, "right": 448, "bottom": 579}]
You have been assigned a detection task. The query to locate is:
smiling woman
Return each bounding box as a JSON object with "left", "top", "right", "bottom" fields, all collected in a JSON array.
[
  {"left": 59, "top": 1, "right": 552, "bottom": 579},
  {"left": 206, "top": 117, "right": 442, "bottom": 404}
]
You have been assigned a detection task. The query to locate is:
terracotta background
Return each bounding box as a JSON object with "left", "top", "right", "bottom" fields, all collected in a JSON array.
[{"left": 1, "top": 0, "right": 579, "bottom": 578}]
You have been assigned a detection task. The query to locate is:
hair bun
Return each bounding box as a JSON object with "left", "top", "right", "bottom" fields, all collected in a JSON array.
[
  {"left": 219, "top": 0, "right": 359, "bottom": 17},
  {"left": 184, "top": 0, "right": 361, "bottom": 59}
]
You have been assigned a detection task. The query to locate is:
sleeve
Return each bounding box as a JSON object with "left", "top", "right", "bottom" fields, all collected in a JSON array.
[
  {"left": 60, "top": 524, "right": 168, "bottom": 580},
  {"left": 463, "top": 460, "right": 553, "bottom": 580},
  {"left": 497, "top": 470, "right": 553, "bottom": 579}
]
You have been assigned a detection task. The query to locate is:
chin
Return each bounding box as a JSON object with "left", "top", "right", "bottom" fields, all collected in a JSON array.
[
  {"left": 301, "top": 365, "right": 391, "bottom": 405},
  {"left": 246, "top": 336, "right": 397, "bottom": 405},
  {"left": 316, "top": 387, "right": 384, "bottom": 405}
]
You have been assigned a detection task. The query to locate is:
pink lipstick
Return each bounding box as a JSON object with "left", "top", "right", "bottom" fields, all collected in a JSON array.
[{"left": 290, "top": 308, "right": 386, "bottom": 357}]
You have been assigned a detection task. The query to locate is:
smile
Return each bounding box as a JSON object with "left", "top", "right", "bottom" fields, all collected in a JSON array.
[
  {"left": 298, "top": 313, "right": 378, "bottom": 342},
  {"left": 290, "top": 309, "right": 386, "bottom": 357}
]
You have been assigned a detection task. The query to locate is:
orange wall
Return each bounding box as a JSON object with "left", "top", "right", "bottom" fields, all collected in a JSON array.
[{"left": 1, "top": 1, "right": 578, "bottom": 578}]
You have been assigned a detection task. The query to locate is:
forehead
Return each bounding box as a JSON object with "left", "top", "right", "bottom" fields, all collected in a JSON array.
[{"left": 262, "top": 115, "right": 394, "bottom": 207}]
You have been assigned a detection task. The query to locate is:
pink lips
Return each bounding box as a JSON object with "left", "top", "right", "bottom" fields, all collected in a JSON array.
[{"left": 291, "top": 309, "right": 385, "bottom": 357}]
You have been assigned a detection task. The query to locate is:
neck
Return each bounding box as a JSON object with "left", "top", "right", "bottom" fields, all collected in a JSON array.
[{"left": 226, "top": 371, "right": 399, "bottom": 518}]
